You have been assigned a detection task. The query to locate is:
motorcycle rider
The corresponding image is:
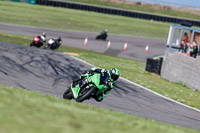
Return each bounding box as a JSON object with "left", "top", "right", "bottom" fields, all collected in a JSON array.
[
  {"left": 35, "top": 32, "right": 46, "bottom": 46},
  {"left": 96, "top": 29, "right": 108, "bottom": 40},
  {"left": 74, "top": 67, "right": 120, "bottom": 102},
  {"left": 45, "top": 36, "right": 62, "bottom": 50},
  {"left": 40, "top": 32, "right": 47, "bottom": 43},
  {"left": 54, "top": 36, "right": 62, "bottom": 48},
  {"left": 101, "top": 29, "right": 108, "bottom": 36},
  {"left": 30, "top": 32, "right": 47, "bottom": 47}
]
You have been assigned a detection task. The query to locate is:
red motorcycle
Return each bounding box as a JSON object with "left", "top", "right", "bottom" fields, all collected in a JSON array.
[{"left": 30, "top": 36, "right": 44, "bottom": 48}]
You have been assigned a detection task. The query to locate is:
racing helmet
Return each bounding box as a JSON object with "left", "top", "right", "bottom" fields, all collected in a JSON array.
[
  {"left": 57, "top": 36, "right": 62, "bottom": 42},
  {"left": 109, "top": 68, "right": 120, "bottom": 81},
  {"left": 42, "top": 32, "right": 46, "bottom": 37}
]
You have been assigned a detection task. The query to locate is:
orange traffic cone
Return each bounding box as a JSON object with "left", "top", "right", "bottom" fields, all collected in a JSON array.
[
  {"left": 84, "top": 37, "right": 88, "bottom": 46},
  {"left": 107, "top": 40, "right": 111, "bottom": 48},
  {"left": 186, "top": 51, "right": 191, "bottom": 56},
  {"left": 123, "top": 42, "right": 128, "bottom": 51},
  {"left": 145, "top": 44, "right": 149, "bottom": 53}
]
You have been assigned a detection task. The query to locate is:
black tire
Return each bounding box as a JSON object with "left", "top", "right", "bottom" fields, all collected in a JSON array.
[
  {"left": 96, "top": 35, "right": 101, "bottom": 40},
  {"left": 38, "top": 42, "right": 44, "bottom": 48},
  {"left": 63, "top": 88, "right": 73, "bottom": 100},
  {"left": 30, "top": 41, "right": 34, "bottom": 47},
  {"left": 76, "top": 86, "right": 96, "bottom": 102},
  {"left": 55, "top": 44, "right": 61, "bottom": 50},
  {"left": 51, "top": 43, "right": 57, "bottom": 50}
]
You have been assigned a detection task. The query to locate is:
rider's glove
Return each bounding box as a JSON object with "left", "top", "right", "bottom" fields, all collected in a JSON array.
[
  {"left": 107, "top": 82, "right": 112, "bottom": 87},
  {"left": 88, "top": 70, "right": 94, "bottom": 75},
  {"left": 112, "top": 82, "right": 116, "bottom": 86}
]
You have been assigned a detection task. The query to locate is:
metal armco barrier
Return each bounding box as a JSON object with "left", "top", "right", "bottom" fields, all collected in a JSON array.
[{"left": 36, "top": 0, "right": 200, "bottom": 27}]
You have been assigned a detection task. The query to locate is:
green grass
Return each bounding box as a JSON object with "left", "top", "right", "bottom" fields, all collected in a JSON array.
[
  {"left": 0, "top": 85, "right": 199, "bottom": 133},
  {"left": 65, "top": 0, "right": 200, "bottom": 20},
  {"left": 0, "top": 1, "right": 170, "bottom": 38},
  {"left": 0, "top": 32, "right": 32, "bottom": 45},
  {"left": 0, "top": 32, "right": 200, "bottom": 110}
]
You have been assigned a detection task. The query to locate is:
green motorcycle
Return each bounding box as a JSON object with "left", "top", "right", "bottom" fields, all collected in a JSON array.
[{"left": 63, "top": 72, "right": 110, "bottom": 102}]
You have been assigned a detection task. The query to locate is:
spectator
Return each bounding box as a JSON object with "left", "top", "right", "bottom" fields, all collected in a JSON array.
[
  {"left": 185, "top": 42, "right": 190, "bottom": 54},
  {"left": 182, "top": 32, "right": 189, "bottom": 42},
  {"left": 191, "top": 41, "right": 198, "bottom": 58},
  {"left": 179, "top": 40, "right": 186, "bottom": 53},
  {"left": 189, "top": 43, "right": 194, "bottom": 57}
]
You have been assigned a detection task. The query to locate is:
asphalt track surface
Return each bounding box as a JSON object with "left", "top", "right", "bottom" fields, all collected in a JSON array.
[
  {"left": 0, "top": 23, "right": 166, "bottom": 62},
  {"left": 0, "top": 42, "right": 200, "bottom": 130}
]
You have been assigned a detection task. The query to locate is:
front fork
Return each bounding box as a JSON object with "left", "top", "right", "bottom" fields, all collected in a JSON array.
[{"left": 71, "top": 78, "right": 90, "bottom": 99}]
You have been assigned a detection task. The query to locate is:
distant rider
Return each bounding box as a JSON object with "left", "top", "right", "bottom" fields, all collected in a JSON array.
[
  {"left": 74, "top": 67, "right": 120, "bottom": 102},
  {"left": 101, "top": 29, "right": 108, "bottom": 36},
  {"left": 39, "top": 32, "right": 47, "bottom": 44},
  {"left": 45, "top": 36, "right": 62, "bottom": 50},
  {"left": 54, "top": 36, "right": 62, "bottom": 48},
  {"left": 30, "top": 32, "right": 47, "bottom": 47}
]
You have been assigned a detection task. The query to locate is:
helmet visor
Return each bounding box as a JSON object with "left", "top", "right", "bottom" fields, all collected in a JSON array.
[{"left": 111, "top": 75, "right": 119, "bottom": 81}]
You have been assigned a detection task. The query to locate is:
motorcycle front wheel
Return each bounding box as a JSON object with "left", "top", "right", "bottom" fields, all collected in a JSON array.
[
  {"left": 30, "top": 41, "right": 34, "bottom": 47},
  {"left": 63, "top": 88, "right": 73, "bottom": 100},
  {"left": 76, "top": 86, "right": 96, "bottom": 102}
]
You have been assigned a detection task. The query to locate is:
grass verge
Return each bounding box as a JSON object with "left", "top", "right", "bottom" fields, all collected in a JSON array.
[
  {"left": 0, "top": 32, "right": 199, "bottom": 110},
  {"left": 0, "top": 1, "right": 169, "bottom": 38},
  {"left": 0, "top": 84, "right": 199, "bottom": 133}
]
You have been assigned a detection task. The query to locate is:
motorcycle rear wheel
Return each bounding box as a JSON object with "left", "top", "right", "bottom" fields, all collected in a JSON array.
[{"left": 96, "top": 35, "right": 101, "bottom": 40}]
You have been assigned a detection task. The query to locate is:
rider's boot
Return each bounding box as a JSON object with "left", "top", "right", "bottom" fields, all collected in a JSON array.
[
  {"left": 96, "top": 95, "right": 103, "bottom": 102},
  {"left": 93, "top": 92, "right": 103, "bottom": 102}
]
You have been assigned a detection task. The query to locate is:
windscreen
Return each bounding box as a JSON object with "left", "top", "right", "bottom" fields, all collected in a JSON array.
[{"left": 100, "top": 72, "right": 109, "bottom": 85}]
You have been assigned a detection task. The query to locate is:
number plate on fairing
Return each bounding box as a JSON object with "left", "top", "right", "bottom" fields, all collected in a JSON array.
[{"left": 48, "top": 39, "right": 55, "bottom": 44}]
